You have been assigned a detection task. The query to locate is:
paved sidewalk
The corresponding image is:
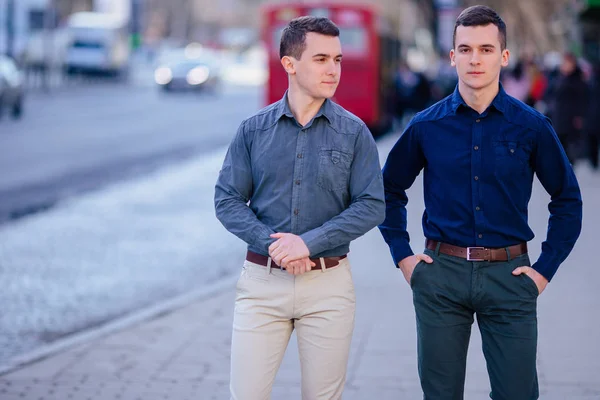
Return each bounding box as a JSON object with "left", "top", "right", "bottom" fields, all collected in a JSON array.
[{"left": 1, "top": 136, "right": 599, "bottom": 399}]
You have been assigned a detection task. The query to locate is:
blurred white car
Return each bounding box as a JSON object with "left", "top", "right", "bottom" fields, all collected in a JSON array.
[
  {"left": 154, "top": 58, "right": 220, "bottom": 92},
  {"left": 64, "top": 12, "right": 130, "bottom": 78},
  {"left": 154, "top": 44, "right": 221, "bottom": 92},
  {"left": 0, "top": 55, "right": 25, "bottom": 120}
]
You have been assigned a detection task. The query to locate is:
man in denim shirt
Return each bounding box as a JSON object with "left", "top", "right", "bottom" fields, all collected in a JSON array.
[
  {"left": 379, "top": 6, "right": 582, "bottom": 400},
  {"left": 215, "top": 16, "right": 385, "bottom": 400}
]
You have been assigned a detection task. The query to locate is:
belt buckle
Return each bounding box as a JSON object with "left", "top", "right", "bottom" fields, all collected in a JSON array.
[{"left": 466, "top": 247, "right": 485, "bottom": 261}]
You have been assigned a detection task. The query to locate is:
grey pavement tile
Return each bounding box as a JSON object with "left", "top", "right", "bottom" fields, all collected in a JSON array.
[
  {"left": 542, "top": 382, "right": 600, "bottom": 398},
  {"left": 351, "top": 351, "right": 414, "bottom": 380},
  {"left": 0, "top": 395, "right": 40, "bottom": 400},
  {"left": 344, "top": 387, "right": 425, "bottom": 400},
  {"left": 152, "top": 364, "right": 213, "bottom": 382},
  {"left": 347, "top": 378, "right": 408, "bottom": 392},
  {"left": 0, "top": 345, "right": 90, "bottom": 381}
]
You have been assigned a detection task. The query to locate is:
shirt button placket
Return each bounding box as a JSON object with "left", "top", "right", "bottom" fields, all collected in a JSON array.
[
  {"left": 472, "top": 117, "right": 483, "bottom": 242},
  {"left": 291, "top": 131, "right": 306, "bottom": 232}
]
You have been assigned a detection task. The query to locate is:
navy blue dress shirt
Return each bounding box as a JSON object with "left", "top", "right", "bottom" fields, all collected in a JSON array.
[{"left": 379, "top": 85, "right": 582, "bottom": 281}]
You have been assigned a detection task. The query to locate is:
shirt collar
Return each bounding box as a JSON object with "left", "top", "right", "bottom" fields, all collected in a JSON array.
[
  {"left": 276, "top": 90, "right": 295, "bottom": 120},
  {"left": 490, "top": 83, "right": 508, "bottom": 114},
  {"left": 450, "top": 83, "right": 508, "bottom": 115},
  {"left": 276, "top": 90, "right": 333, "bottom": 124},
  {"left": 450, "top": 85, "right": 468, "bottom": 113}
]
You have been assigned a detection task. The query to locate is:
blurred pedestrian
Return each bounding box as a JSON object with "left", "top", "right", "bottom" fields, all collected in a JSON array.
[
  {"left": 585, "top": 62, "right": 600, "bottom": 170},
  {"left": 22, "top": 33, "right": 50, "bottom": 92},
  {"left": 431, "top": 50, "right": 459, "bottom": 101},
  {"left": 393, "top": 61, "right": 432, "bottom": 124},
  {"left": 502, "top": 60, "right": 529, "bottom": 102},
  {"left": 542, "top": 53, "right": 562, "bottom": 120},
  {"left": 215, "top": 16, "right": 385, "bottom": 400},
  {"left": 548, "top": 53, "right": 589, "bottom": 164},
  {"left": 526, "top": 62, "right": 548, "bottom": 111},
  {"left": 379, "top": 6, "right": 582, "bottom": 400}
]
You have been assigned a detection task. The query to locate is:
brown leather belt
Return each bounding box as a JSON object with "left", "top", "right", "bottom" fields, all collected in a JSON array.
[
  {"left": 426, "top": 239, "right": 527, "bottom": 262},
  {"left": 246, "top": 251, "right": 347, "bottom": 270}
]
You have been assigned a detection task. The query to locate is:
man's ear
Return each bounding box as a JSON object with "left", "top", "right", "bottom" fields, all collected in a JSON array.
[
  {"left": 501, "top": 49, "right": 510, "bottom": 67},
  {"left": 281, "top": 56, "right": 296, "bottom": 75},
  {"left": 449, "top": 49, "right": 456, "bottom": 67}
]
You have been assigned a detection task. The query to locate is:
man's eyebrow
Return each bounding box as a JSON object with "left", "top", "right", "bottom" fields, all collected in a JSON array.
[
  {"left": 457, "top": 44, "right": 496, "bottom": 49},
  {"left": 312, "top": 53, "right": 343, "bottom": 58}
]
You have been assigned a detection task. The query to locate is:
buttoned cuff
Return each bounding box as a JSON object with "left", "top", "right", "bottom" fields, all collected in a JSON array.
[
  {"left": 253, "top": 227, "right": 277, "bottom": 255},
  {"left": 300, "top": 228, "right": 330, "bottom": 256},
  {"left": 391, "top": 241, "right": 414, "bottom": 268},
  {"left": 531, "top": 253, "right": 560, "bottom": 282}
]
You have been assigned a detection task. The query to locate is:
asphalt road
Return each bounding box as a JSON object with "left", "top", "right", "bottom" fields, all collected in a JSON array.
[{"left": 0, "top": 81, "right": 261, "bottom": 222}]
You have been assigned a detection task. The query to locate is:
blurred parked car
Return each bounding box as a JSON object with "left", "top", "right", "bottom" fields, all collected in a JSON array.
[
  {"left": 0, "top": 55, "right": 25, "bottom": 120},
  {"left": 64, "top": 12, "right": 130, "bottom": 78},
  {"left": 154, "top": 55, "right": 220, "bottom": 92}
]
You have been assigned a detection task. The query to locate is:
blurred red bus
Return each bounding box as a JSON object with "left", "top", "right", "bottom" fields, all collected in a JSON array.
[{"left": 261, "top": 2, "right": 401, "bottom": 136}]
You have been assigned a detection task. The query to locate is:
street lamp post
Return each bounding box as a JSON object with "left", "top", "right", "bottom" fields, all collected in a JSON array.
[
  {"left": 130, "top": 0, "right": 143, "bottom": 50},
  {"left": 43, "top": 0, "right": 57, "bottom": 91},
  {"left": 5, "top": 0, "right": 15, "bottom": 57},
  {"left": 433, "top": 0, "right": 460, "bottom": 53}
]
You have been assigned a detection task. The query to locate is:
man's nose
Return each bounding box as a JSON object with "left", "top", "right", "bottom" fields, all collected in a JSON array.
[
  {"left": 326, "top": 60, "right": 338, "bottom": 75},
  {"left": 470, "top": 52, "right": 481, "bottom": 64}
]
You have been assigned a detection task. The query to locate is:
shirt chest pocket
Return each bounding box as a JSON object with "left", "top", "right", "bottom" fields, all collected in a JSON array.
[
  {"left": 317, "top": 148, "right": 352, "bottom": 191},
  {"left": 492, "top": 141, "right": 530, "bottom": 178}
]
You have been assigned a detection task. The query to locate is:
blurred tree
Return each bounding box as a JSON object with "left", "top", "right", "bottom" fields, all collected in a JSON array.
[
  {"left": 460, "top": 0, "right": 573, "bottom": 56},
  {"left": 54, "top": 0, "right": 93, "bottom": 21}
]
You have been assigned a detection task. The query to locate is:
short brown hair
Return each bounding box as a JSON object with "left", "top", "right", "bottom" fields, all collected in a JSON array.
[
  {"left": 453, "top": 5, "right": 507, "bottom": 50},
  {"left": 280, "top": 16, "right": 339, "bottom": 60}
]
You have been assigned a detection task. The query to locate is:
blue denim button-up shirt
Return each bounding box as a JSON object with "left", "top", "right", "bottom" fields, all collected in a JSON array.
[
  {"left": 215, "top": 93, "right": 385, "bottom": 258},
  {"left": 379, "top": 85, "right": 582, "bottom": 281}
]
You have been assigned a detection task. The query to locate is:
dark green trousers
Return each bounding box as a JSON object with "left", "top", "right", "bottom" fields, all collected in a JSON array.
[{"left": 411, "top": 246, "right": 539, "bottom": 400}]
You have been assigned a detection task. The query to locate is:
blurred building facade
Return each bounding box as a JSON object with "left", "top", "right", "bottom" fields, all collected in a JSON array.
[
  {"left": 0, "top": 0, "right": 55, "bottom": 56},
  {"left": 3, "top": 0, "right": 598, "bottom": 61},
  {"left": 136, "top": 0, "right": 431, "bottom": 49}
]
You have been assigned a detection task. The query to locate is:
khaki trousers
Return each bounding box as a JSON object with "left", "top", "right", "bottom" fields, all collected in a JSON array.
[{"left": 230, "top": 258, "right": 356, "bottom": 400}]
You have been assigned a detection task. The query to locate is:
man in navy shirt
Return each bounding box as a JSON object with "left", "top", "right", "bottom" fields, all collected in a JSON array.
[{"left": 379, "top": 6, "right": 582, "bottom": 400}]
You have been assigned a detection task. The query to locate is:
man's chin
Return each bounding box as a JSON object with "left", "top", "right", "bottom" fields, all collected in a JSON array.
[
  {"left": 321, "top": 88, "right": 338, "bottom": 99},
  {"left": 463, "top": 78, "right": 494, "bottom": 91},
  {"left": 306, "top": 86, "right": 338, "bottom": 100},
  {"left": 311, "top": 93, "right": 335, "bottom": 101}
]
